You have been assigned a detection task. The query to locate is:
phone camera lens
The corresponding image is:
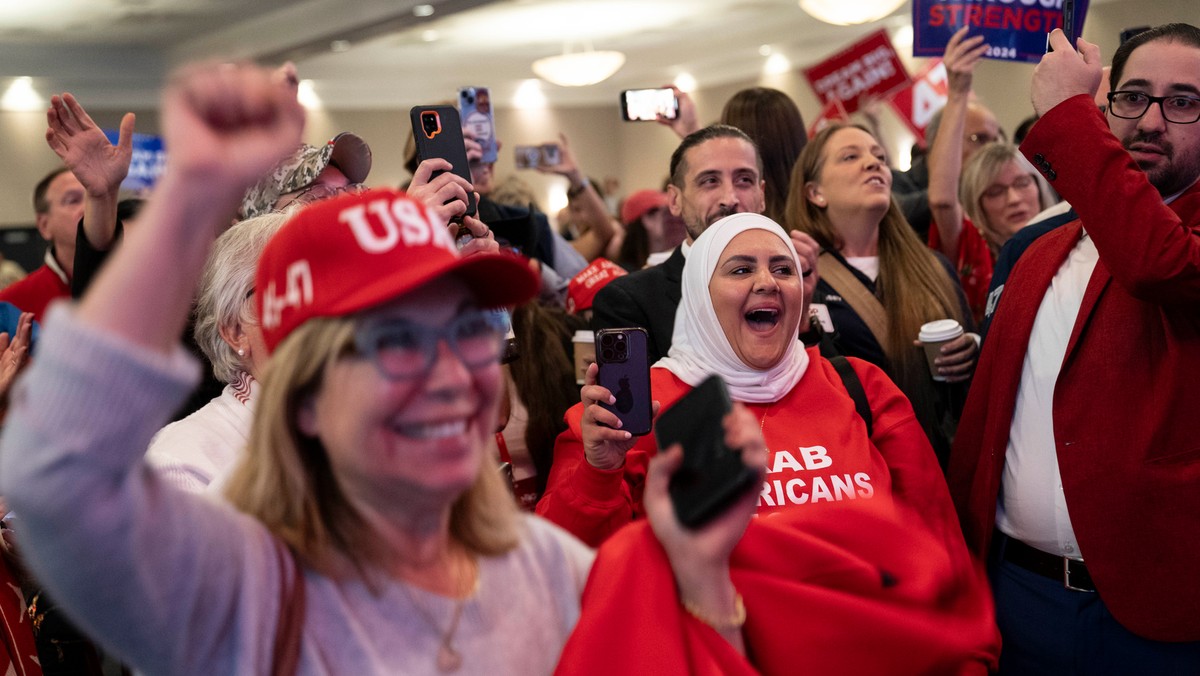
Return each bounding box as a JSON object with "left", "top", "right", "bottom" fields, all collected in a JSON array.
[
  {"left": 601, "top": 348, "right": 615, "bottom": 361},
  {"left": 601, "top": 334, "right": 615, "bottom": 347}
]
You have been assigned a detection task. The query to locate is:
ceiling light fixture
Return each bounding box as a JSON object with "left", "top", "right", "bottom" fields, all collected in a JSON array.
[
  {"left": 532, "top": 43, "right": 625, "bottom": 87},
  {"left": 673, "top": 72, "right": 697, "bottom": 93},
  {"left": 798, "top": 0, "right": 905, "bottom": 26},
  {"left": 330, "top": 40, "right": 351, "bottom": 53},
  {"left": 413, "top": 4, "right": 435, "bottom": 17},
  {"left": 297, "top": 80, "right": 322, "bottom": 110},
  {"left": 1, "top": 77, "right": 43, "bottom": 112},
  {"left": 765, "top": 53, "right": 792, "bottom": 75}
]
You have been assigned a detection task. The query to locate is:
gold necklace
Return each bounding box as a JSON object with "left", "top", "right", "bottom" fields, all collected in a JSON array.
[{"left": 402, "top": 554, "right": 480, "bottom": 673}]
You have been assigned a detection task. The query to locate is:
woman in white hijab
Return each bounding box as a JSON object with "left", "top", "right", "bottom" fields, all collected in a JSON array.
[{"left": 538, "top": 213, "right": 967, "bottom": 560}]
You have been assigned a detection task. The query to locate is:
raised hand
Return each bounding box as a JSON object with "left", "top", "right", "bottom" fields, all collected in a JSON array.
[
  {"left": 579, "top": 362, "right": 656, "bottom": 470},
  {"left": 1033, "top": 30, "right": 1103, "bottom": 116},
  {"left": 534, "top": 133, "right": 583, "bottom": 185},
  {"left": 0, "top": 312, "right": 34, "bottom": 408},
  {"left": 455, "top": 215, "right": 500, "bottom": 258},
  {"left": 409, "top": 157, "right": 472, "bottom": 227},
  {"left": 45, "top": 93, "right": 134, "bottom": 198},
  {"left": 943, "top": 26, "right": 989, "bottom": 97},
  {"left": 656, "top": 86, "right": 700, "bottom": 139},
  {"left": 643, "top": 403, "right": 766, "bottom": 651},
  {"left": 161, "top": 61, "right": 305, "bottom": 201}
]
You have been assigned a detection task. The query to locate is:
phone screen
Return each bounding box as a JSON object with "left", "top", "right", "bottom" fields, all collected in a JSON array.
[
  {"left": 459, "top": 86, "right": 498, "bottom": 164},
  {"left": 514, "top": 144, "right": 561, "bottom": 169},
  {"left": 621, "top": 88, "right": 678, "bottom": 122}
]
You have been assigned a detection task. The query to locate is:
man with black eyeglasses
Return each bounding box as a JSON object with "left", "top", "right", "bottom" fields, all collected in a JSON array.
[{"left": 949, "top": 23, "right": 1200, "bottom": 674}]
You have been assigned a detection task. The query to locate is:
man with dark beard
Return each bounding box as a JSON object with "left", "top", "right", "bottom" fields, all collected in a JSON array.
[
  {"left": 592, "top": 125, "right": 817, "bottom": 363},
  {"left": 949, "top": 23, "right": 1200, "bottom": 674}
]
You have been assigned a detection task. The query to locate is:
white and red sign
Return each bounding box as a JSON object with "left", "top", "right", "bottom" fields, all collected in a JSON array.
[
  {"left": 807, "top": 98, "right": 850, "bottom": 139},
  {"left": 885, "top": 60, "right": 949, "bottom": 144},
  {"left": 802, "top": 30, "right": 912, "bottom": 116}
]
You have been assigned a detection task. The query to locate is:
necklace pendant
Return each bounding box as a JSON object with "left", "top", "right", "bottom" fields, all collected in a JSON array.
[{"left": 436, "top": 643, "right": 462, "bottom": 672}]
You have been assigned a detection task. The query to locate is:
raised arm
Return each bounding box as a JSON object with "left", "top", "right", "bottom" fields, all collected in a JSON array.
[
  {"left": 538, "top": 134, "right": 619, "bottom": 262},
  {"left": 927, "top": 27, "right": 988, "bottom": 259},
  {"left": 45, "top": 93, "right": 134, "bottom": 252},
  {"left": 643, "top": 403, "right": 766, "bottom": 655},
  {"left": 78, "top": 62, "right": 304, "bottom": 352}
]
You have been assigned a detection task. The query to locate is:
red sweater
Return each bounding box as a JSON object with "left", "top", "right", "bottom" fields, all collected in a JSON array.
[
  {"left": 537, "top": 348, "right": 966, "bottom": 564},
  {"left": 0, "top": 262, "right": 69, "bottom": 322},
  {"left": 929, "top": 216, "right": 994, "bottom": 326},
  {"left": 556, "top": 502, "right": 999, "bottom": 675}
]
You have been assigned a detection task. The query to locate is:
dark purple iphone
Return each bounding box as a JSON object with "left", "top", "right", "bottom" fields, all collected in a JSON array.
[{"left": 594, "top": 328, "right": 653, "bottom": 437}]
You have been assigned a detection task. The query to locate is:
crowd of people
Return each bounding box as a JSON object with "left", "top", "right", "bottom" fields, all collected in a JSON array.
[{"left": 0, "top": 18, "right": 1195, "bottom": 676}]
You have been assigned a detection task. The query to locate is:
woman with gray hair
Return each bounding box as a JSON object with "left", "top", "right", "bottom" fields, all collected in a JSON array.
[{"left": 144, "top": 211, "right": 288, "bottom": 492}]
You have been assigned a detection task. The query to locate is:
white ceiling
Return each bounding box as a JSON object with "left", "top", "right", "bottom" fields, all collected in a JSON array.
[
  {"left": 0, "top": 0, "right": 932, "bottom": 111},
  {"left": 3, "top": 0, "right": 1135, "bottom": 113}
]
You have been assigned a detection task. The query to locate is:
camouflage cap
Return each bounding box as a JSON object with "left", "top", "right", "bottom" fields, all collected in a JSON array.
[{"left": 238, "top": 132, "right": 372, "bottom": 220}]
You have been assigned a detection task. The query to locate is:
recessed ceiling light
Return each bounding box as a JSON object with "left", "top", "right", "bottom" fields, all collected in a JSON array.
[
  {"left": 1, "top": 77, "right": 43, "bottom": 112},
  {"left": 758, "top": 45, "right": 772, "bottom": 56},
  {"left": 413, "top": 4, "right": 435, "bottom": 17},
  {"left": 765, "top": 53, "right": 791, "bottom": 75},
  {"left": 673, "top": 73, "right": 697, "bottom": 93},
  {"left": 330, "top": 40, "right": 351, "bottom": 52},
  {"left": 421, "top": 29, "right": 439, "bottom": 42},
  {"left": 297, "top": 80, "right": 322, "bottom": 110}
]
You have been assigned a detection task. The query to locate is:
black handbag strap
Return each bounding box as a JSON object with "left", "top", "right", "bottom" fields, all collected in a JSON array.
[{"left": 828, "top": 355, "right": 873, "bottom": 438}]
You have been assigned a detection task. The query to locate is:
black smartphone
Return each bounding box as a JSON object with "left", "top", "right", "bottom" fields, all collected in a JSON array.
[
  {"left": 459, "top": 86, "right": 498, "bottom": 164},
  {"left": 1047, "top": 0, "right": 1076, "bottom": 52},
  {"left": 620, "top": 88, "right": 679, "bottom": 122},
  {"left": 655, "top": 375, "right": 760, "bottom": 529},
  {"left": 594, "top": 328, "right": 653, "bottom": 437},
  {"left": 409, "top": 105, "right": 477, "bottom": 219},
  {"left": 1061, "top": 0, "right": 1076, "bottom": 47}
]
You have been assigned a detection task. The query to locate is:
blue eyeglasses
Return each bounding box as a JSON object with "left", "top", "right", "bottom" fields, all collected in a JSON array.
[{"left": 353, "top": 310, "right": 507, "bottom": 380}]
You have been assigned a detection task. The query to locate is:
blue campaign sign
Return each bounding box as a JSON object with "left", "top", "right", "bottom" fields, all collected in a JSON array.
[
  {"left": 103, "top": 130, "right": 166, "bottom": 193},
  {"left": 913, "top": 0, "right": 1089, "bottom": 65}
]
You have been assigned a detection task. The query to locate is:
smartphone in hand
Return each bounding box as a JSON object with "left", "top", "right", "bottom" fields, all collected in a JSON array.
[
  {"left": 459, "top": 86, "right": 498, "bottom": 164},
  {"left": 409, "top": 105, "right": 477, "bottom": 219},
  {"left": 594, "top": 328, "right": 653, "bottom": 437},
  {"left": 655, "top": 375, "right": 761, "bottom": 529},
  {"left": 620, "top": 88, "right": 679, "bottom": 122}
]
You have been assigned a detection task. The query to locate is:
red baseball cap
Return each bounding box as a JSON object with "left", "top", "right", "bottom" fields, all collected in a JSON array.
[
  {"left": 255, "top": 188, "right": 538, "bottom": 352},
  {"left": 620, "top": 189, "right": 669, "bottom": 226},
  {"left": 566, "top": 258, "right": 627, "bottom": 315}
]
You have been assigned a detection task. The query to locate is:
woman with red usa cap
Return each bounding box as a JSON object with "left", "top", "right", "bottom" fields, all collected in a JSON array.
[{"left": 0, "top": 61, "right": 763, "bottom": 674}]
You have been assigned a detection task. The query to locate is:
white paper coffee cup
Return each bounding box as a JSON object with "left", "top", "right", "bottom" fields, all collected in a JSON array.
[
  {"left": 572, "top": 330, "right": 595, "bottom": 385},
  {"left": 919, "top": 319, "right": 964, "bottom": 382}
]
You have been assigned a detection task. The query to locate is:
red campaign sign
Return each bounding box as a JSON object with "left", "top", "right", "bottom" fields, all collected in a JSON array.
[
  {"left": 807, "top": 98, "right": 850, "bottom": 139},
  {"left": 886, "top": 60, "right": 948, "bottom": 145},
  {"left": 802, "top": 29, "right": 912, "bottom": 115}
]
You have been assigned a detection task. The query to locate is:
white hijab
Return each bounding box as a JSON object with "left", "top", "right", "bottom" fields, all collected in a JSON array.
[{"left": 656, "top": 213, "right": 809, "bottom": 403}]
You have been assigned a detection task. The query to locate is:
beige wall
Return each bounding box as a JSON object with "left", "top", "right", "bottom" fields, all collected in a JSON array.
[{"left": 1, "top": 0, "right": 1190, "bottom": 230}]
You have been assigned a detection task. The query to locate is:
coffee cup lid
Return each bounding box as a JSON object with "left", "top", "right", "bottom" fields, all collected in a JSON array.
[
  {"left": 573, "top": 330, "right": 595, "bottom": 342},
  {"left": 919, "top": 319, "right": 963, "bottom": 342}
]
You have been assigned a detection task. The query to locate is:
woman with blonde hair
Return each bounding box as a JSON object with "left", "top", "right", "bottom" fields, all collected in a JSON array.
[
  {"left": 786, "top": 123, "right": 977, "bottom": 466},
  {"left": 0, "top": 61, "right": 758, "bottom": 675}
]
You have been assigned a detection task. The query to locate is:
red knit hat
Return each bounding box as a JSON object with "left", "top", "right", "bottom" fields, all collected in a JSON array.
[
  {"left": 620, "top": 189, "right": 669, "bottom": 226},
  {"left": 256, "top": 188, "right": 538, "bottom": 352},
  {"left": 566, "top": 258, "right": 627, "bottom": 315}
]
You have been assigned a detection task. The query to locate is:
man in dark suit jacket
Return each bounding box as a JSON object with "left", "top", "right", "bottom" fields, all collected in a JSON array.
[
  {"left": 592, "top": 124, "right": 818, "bottom": 363},
  {"left": 948, "top": 24, "right": 1200, "bottom": 673}
]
